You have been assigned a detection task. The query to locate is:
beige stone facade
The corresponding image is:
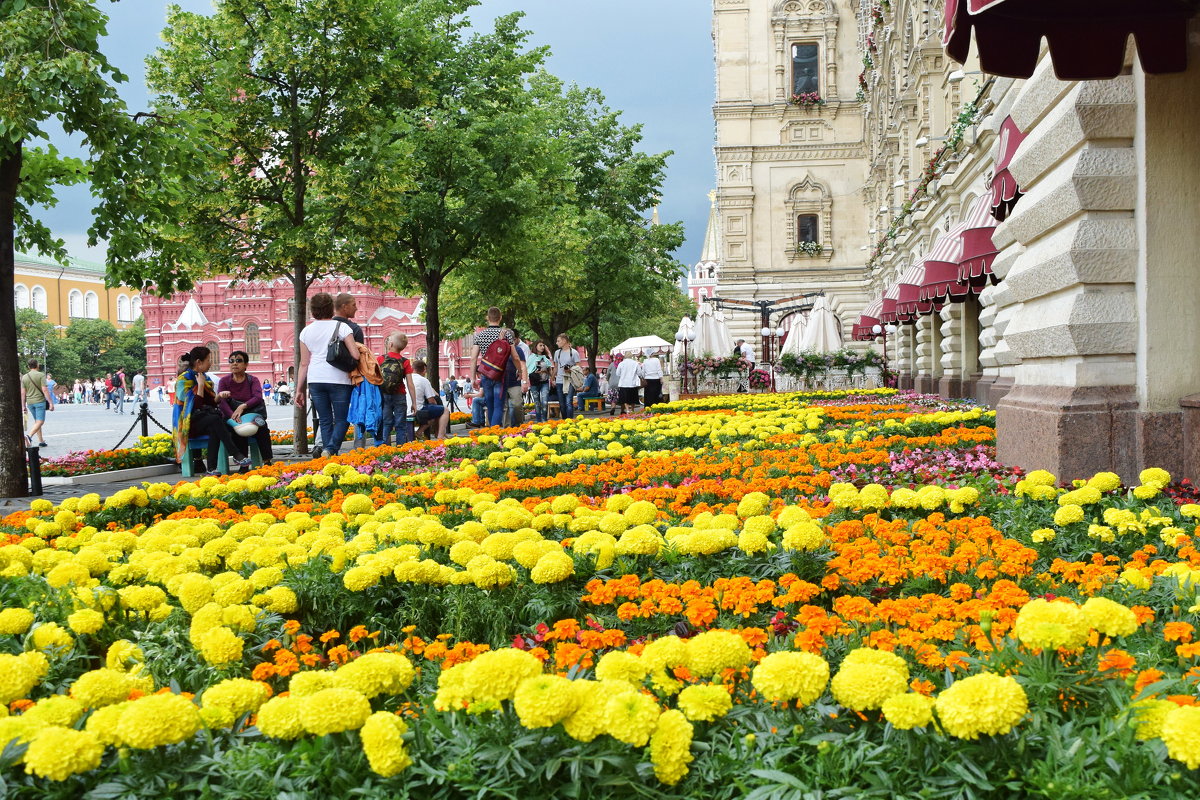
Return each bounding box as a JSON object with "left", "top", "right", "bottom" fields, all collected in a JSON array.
[
  {"left": 850, "top": 2, "right": 1200, "bottom": 481},
  {"left": 710, "top": 0, "right": 872, "bottom": 357}
]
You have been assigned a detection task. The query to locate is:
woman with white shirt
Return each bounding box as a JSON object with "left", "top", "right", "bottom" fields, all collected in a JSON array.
[
  {"left": 295, "top": 292, "right": 360, "bottom": 458},
  {"left": 613, "top": 354, "right": 643, "bottom": 415},
  {"left": 641, "top": 353, "right": 664, "bottom": 407}
]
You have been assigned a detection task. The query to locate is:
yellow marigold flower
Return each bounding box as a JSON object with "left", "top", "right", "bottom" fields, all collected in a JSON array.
[
  {"left": 290, "top": 671, "right": 338, "bottom": 697},
  {"left": 1180, "top": 504, "right": 1200, "bottom": 519},
  {"left": 300, "top": 687, "right": 372, "bottom": 735},
  {"left": 117, "top": 693, "right": 201, "bottom": 749},
  {"left": 0, "top": 607, "right": 35, "bottom": 635},
  {"left": 934, "top": 673, "right": 1028, "bottom": 740},
  {"left": 19, "top": 650, "right": 50, "bottom": 680},
  {"left": 605, "top": 494, "right": 633, "bottom": 512},
  {"left": 1119, "top": 568, "right": 1153, "bottom": 591},
  {"left": 615, "top": 527, "right": 664, "bottom": 557},
  {"left": 1014, "top": 598, "right": 1090, "bottom": 651},
  {"left": 201, "top": 678, "right": 270, "bottom": 725},
  {"left": 641, "top": 636, "right": 688, "bottom": 673},
  {"left": 916, "top": 485, "right": 945, "bottom": 510},
  {"left": 741, "top": 515, "right": 776, "bottom": 537},
  {"left": 23, "top": 727, "right": 104, "bottom": 781},
  {"left": 198, "top": 626, "right": 244, "bottom": 666},
  {"left": 649, "top": 709, "right": 694, "bottom": 786},
  {"left": 1087, "top": 472, "right": 1122, "bottom": 493},
  {"left": 781, "top": 521, "right": 826, "bottom": 551},
  {"left": 67, "top": 609, "right": 105, "bottom": 636},
  {"left": 332, "top": 652, "right": 415, "bottom": 698},
  {"left": 1133, "top": 484, "right": 1160, "bottom": 500},
  {"left": 1053, "top": 504, "right": 1085, "bottom": 526},
  {"left": 1130, "top": 699, "right": 1175, "bottom": 741},
  {"left": 513, "top": 674, "right": 581, "bottom": 728},
  {"left": 753, "top": 651, "right": 830, "bottom": 706},
  {"left": 255, "top": 695, "right": 306, "bottom": 740},
  {"left": 831, "top": 654, "right": 908, "bottom": 712},
  {"left": 360, "top": 711, "right": 412, "bottom": 777},
  {"left": 1080, "top": 597, "right": 1138, "bottom": 637},
  {"left": 341, "top": 493, "right": 375, "bottom": 517},
  {"left": 24, "top": 695, "right": 83, "bottom": 727},
  {"left": 1059, "top": 487, "right": 1101, "bottom": 506},
  {"left": 596, "top": 651, "right": 648, "bottom": 683},
  {"left": 31, "top": 622, "right": 74, "bottom": 655},
  {"left": 530, "top": 550, "right": 575, "bottom": 584},
  {"left": 70, "top": 669, "right": 134, "bottom": 708},
  {"left": 1139, "top": 468, "right": 1171, "bottom": 490},
  {"left": 1025, "top": 470, "right": 1057, "bottom": 486},
  {"left": 737, "top": 529, "right": 772, "bottom": 555},
  {"left": 882, "top": 692, "right": 935, "bottom": 730},
  {"left": 677, "top": 684, "right": 732, "bottom": 721},
  {"left": 685, "top": 630, "right": 751, "bottom": 678},
  {"left": 623, "top": 500, "right": 658, "bottom": 525},
  {"left": 1160, "top": 705, "right": 1200, "bottom": 769},
  {"left": 736, "top": 492, "right": 769, "bottom": 519},
  {"left": 256, "top": 586, "right": 299, "bottom": 614},
  {"left": 604, "top": 691, "right": 660, "bottom": 746},
  {"left": 858, "top": 484, "right": 891, "bottom": 510},
  {"left": 562, "top": 680, "right": 621, "bottom": 742},
  {"left": 1031, "top": 528, "right": 1056, "bottom": 543}
]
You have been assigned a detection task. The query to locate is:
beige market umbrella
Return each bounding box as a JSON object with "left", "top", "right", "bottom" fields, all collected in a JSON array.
[
  {"left": 797, "top": 295, "right": 843, "bottom": 354},
  {"left": 780, "top": 314, "right": 809, "bottom": 356},
  {"left": 693, "top": 301, "right": 734, "bottom": 358}
]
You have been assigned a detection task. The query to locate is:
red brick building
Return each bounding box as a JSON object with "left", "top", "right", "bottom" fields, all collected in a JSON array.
[{"left": 141, "top": 276, "right": 473, "bottom": 390}]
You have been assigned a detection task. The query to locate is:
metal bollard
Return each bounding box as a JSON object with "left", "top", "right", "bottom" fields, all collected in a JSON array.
[
  {"left": 140, "top": 402, "right": 149, "bottom": 438},
  {"left": 26, "top": 445, "right": 43, "bottom": 497}
]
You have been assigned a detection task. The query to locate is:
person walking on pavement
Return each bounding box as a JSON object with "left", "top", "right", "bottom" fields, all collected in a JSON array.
[
  {"left": 20, "top": 359, "right": 54, "bottom": 448},
  {"left": 333, "top": 292, "right": 367, "bottom": 449},
  {"left": 114, "top": 368, "right": 128, "bottom": 414},
  {"left": 132, "top": 369, "right": 146, "bottom": 412},
  {"left": 553, "top": 333, "right": 580, "bottom": 419},
  {"left": 641, "top": 352, "right": 665, "bottom": 407},
  {"left": 468, "top": 307, "right": 526, "bottom": 430}
]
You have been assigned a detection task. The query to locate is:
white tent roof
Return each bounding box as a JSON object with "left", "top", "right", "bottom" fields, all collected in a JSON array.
[
  {"left": 170, "top": 298, "right": 209, "bottom": 330},
  {"left": 611, "top": 335, "right": 672, "bottom": 355},
  {"left": 693, "top": 301, "right": 734, "bottom": 357},
  {"left": 797, "top": 295, "right": 843, "bottom": 354}
]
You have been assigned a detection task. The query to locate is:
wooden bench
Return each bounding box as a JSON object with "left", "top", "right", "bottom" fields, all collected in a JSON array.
[
  {"left": 581, "top": 396, "right": 605, "bottom": 412},
  {"left": 547, "top": 401, "right": 561, "bottom": 419}
]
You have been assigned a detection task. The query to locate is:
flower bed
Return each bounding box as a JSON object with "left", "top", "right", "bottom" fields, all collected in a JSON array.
[
  {"left": 37, "top": 434, "right": 175, "bottom": 477},
  {"left": 1, "top": 391, "right": 1199, "bottom": 797}
]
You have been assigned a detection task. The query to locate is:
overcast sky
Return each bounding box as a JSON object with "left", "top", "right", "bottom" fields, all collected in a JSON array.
[{"left": 40, "top": 0, "right": 714, "bottom": 270}]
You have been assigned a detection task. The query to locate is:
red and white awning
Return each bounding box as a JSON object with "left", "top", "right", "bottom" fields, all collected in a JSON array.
[
  {"left": 852, "top": 298, "right": 884, "bottom": 341},
  {"left": 878, "top": 283, "right": 903, "bottom": 324},
  {"left": 944, "top": 0, "right": 1200, "bottom": 81},
  {"left": 920, "top": 229, "right": 969, "bottom": 304},
  {"left": 989, "top": 116, "right": 1026, "bottom": 222},
  {"left": 895, "top": 259, "right": 940, "bottom": 322},
  {"left": 957, "top": 194, "right": 1000, "bottom": 287}
]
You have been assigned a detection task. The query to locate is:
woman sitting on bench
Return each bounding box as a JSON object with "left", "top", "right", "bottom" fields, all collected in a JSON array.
[{"left": 174, "top": 346, "right": 250, "bottom": 476}]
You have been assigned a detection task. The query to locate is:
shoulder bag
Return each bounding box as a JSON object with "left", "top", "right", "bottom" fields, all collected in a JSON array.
[{"left": 326, "top": 322, "right": 358, "bottom": 372}]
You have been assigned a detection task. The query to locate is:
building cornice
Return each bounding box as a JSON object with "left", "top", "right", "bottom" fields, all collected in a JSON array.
[{"left": 717, "top": 142, "right": 867, "bottom": 162}]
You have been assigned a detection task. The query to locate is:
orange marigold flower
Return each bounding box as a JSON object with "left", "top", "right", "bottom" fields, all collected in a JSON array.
[
  {"left": 294, "top": 634, "right": 314, "bottom": 654},
  {"left": 282, "top": 620, "right": 301, "bottom": 635},
  {"left": 1097, "top": 649, "right": 1136, "bottom": 676},
  {"left": 1168, "top": 695, "right": 1198, "bottom": 707},
  {"left": 252, "top": 663, "right": 277, "bottom": 681},
  {"left": 261, "top": 639, "right": 282, "bottom": 653},
  {"left": 327, "top": 645, "right": 352, "bottom": 665},
  {"left": 319, "top": 630, "right": 340, "bottom": 644},
  {"left": 1164, "top": 621, "right": 1195, "bottom": 644},
  {"left": 1176, "top": 642, "right": 1200, "bottom": 660},
  {"left": 348, "top": 625, "right": 370, "bottom": 643},
  {"left": 1134, "top": 669, "right": 1166, "bottom": 696},
  {"left": 910, "top": 679, "right": 936, "bottom": 697}
]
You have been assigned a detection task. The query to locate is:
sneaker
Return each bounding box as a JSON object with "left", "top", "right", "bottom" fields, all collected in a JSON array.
[
  {"left": 205, "top": 471, "right": 222, "bottom": 477},
  {"left": 38, "top": 441, "right": 48, "bottom": 448},
  {"left": 309, "top": 449, "right": 323, "bottom": 459},
  {"left": 235, "top": 457, "right": 252, "bottom": 468}
]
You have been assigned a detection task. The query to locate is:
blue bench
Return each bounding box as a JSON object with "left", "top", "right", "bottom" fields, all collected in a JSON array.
[{"left": 173, "top": 405, "right": 264, "bottom": 477}]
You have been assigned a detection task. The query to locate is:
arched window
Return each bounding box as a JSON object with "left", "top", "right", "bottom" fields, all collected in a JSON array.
[
  {"left": 14, "top": 284, "right": 28, "bottom": 309},
  {"left": 131, "top": 296, "right": 142, "bottom": 319},
  {"left": 84, "top": 291, "right": 99, "bottom": 318},
  {"left": 117, "top": 295, "right": 131, "bottom": 322},
  {"left": 245, "top": 322, "right": 260, "bottom": 359},
  {"left": 205, "top": 341, "right": 220, "bottom": 365},
  {"left": 286, "top": 298, "right": 296, "bottom": 321},
  {"left": 791, "top": 43, "right": 819, "bottom": 96},
  {"left": 32, "top": 286, "right": 48, "bottom": 314},
  {"left": 68, "top": 290, "right": 83, "bottom": 318}
]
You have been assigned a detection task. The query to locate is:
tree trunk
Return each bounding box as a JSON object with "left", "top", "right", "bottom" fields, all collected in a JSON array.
[
  {"left": 0, "top": 144, "right": 27, "bottom": 497},
  {"left": 423, "top": 274, "right": 441, "bottom": 391},
  {"left": 292, "top": 257, "right": 309, "bottom": 454},
  {"left": 588, "top": 318, "right": 600, "bottom": 373}
]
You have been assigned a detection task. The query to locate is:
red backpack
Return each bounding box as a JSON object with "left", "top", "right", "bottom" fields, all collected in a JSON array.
[{"left": 478, "top": 328, "right": 512, "bottom": 381}]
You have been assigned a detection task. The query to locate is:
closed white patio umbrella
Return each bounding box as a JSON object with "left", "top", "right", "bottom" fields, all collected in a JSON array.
[
  {"left": 797, "top": 295, "right": 843, "bottom": 353},
  {"left": 693, "top": 301, "right": 734, "bottom": 357}
]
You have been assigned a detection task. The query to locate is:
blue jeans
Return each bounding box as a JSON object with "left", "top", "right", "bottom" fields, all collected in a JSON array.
[
  {"left": 309, "top": 382, "right": 353, "bottom": 455},
  {"left": 556, "top": 383, "right": 576, "bottom": 418},
  {"left": 531, "top": 381, "right": 550, "bottom": 422},
  {"left": 480, "top": 376, "right": 505, "bottom": 430},
  {"left": 471, "top": 397, "right": 488, "bottom": 426},
  {"left": 376, "top": 392, "right": 410, "bottom": 446}
]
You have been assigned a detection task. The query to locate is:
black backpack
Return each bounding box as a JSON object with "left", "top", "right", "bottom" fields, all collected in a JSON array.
[{"left": 380, "top": 355, "right": 407, "bottom": 394}]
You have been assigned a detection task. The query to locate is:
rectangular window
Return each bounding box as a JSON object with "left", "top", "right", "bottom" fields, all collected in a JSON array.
[
  {"left": 797, "top": 214, "right": 819, "bottom": 244},
  {"left": 792, "top": 43, "right": 819, "bottom": 96}
]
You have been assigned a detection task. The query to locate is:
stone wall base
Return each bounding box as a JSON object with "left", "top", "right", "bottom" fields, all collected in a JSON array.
[
  {"left": 938, "top": 376, "right": 963, "bottom": 399},
  {"left": 916, "top": 374, "right": 937, "bottom": 395},
  {"left": 988, "top": 377, "right": 1014, "bottom": 409},
  {"left": 1182, "top": 394, "right": 1200, "bottom": 483},
  {"left": 899, "top": 373, "right": 915, "bottom": 391},
  {"left": 996, "top": 384, "right": 1186, "bottom": 481}
]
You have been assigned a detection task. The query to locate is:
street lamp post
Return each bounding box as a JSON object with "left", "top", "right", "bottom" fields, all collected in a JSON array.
[{"left": 676, "top": 331, "right": 696, "bottom": 396}]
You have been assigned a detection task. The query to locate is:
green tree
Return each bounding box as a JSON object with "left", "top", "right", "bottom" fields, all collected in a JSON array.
[
  {"left": 14, "top": 308, "right": 55, "bottom": 366},
  {"left": 142, "top": 0, "right": 480, "bottom": 450},
  {"left": 0, "top": 0, "right": 164, "bottom": 495},
  {"left": 64, "top": 318, "right": 119, "bottom": 372},
  {"left": 354, "top": 11, "right": 558, "bottom": 387}
]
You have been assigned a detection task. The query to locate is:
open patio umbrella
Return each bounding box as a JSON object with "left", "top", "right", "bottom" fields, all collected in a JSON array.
[
  {"left": 693, "top": 301, "right": 734, "bottom": 357},
  {"left": 610, "top": 334, "right": 672, "bottom": 355},
  {"left": 797, "top": 295, "right": 843, "bottom": 353}
]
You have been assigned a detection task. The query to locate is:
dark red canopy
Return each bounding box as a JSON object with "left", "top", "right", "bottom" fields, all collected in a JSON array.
[
  {"left": 957, "top": 194, "right": 1000, "bottom": 288},
  {"left": 878, "top": 283, "right": 903, "bottom": 324},
  {"left": 895, "top": 260, "right": 941, "bottom": 322},
  {"left": 944, "top": 0, "right": 1200, "bottom": 81},
  {"left": 852, "top": 298, "right": 884, "bottom": 341},
  {"left": 989, "top": 115, "right": 1026, "bottom": 222}
]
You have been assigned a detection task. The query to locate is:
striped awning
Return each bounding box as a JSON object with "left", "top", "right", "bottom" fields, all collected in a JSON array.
[
  {"left": 957, "top": 194, "right": 1000, "bottom": 287},
  {"left": 989, "top": 116, "right": 1026, "bottom": 222},
  {"left": 852, "top": 297, "right": 884, "bottom": 341},
  {"left": 878, "top": 283, "right": 903, "bottom": 324},
  {"left": 920, "top": 229, "right": 969, "bottom": 304},
  {"left": 895, "top": 258, "right": 941, "bottom": 321}
]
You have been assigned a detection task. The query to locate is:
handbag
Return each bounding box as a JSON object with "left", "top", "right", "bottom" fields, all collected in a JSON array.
[{"left": 325, "top": 322, "right": 358, "bottom": 372}]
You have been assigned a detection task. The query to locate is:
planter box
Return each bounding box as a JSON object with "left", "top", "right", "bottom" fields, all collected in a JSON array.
[{"left": 41, "top": 463, "right": 180, "bottom": 486}]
